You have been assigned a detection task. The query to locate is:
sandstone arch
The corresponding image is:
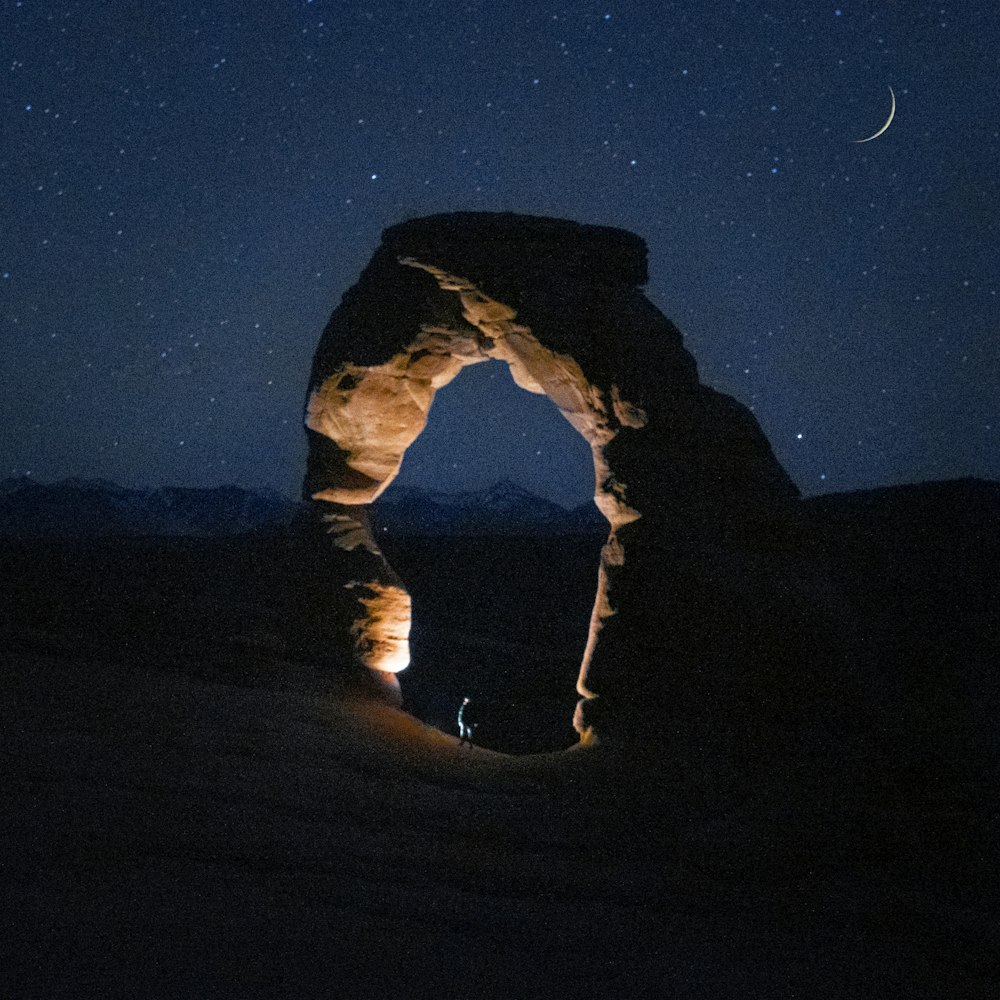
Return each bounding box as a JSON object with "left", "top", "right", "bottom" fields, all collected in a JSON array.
[{"left": 303, "top": 213, "right": 799, "bottom": 738}]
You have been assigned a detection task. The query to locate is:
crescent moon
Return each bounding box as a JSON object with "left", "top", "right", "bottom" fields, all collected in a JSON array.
[{"left": 852, "top": 86, "right": 896, "bottom": 143}]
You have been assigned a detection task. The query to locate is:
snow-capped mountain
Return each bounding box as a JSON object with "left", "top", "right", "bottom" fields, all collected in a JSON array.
[
  {"left": 0, "top": 476, "right": 607, "bottom": 539},
  {"left": 371, "top": 478, "right": 606, "bottom": 536},
  {"left": 0, "top": 478, "right": 300, "bottom": 539}
]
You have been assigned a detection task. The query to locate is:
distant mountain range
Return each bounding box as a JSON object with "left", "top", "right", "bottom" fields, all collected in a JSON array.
[
  {"left": 0, "top": 476, "right": 607, "bottom": 539},
  {"left": 8, "top": 474, "right": 992, "bottom": 542},
  {"left": 0, "top": 477, "right": 300, "bottom": 539},
  {"left": 801, "top": 476, "right": 1000, "bottom": 531},
  {"left": 370, "top": 479, "right": 606, "bottom": 536}
]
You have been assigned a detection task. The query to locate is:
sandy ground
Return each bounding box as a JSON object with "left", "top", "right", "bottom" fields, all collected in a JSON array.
[{"left": 3, "top": 650, "right": 997, "bottom": 999}]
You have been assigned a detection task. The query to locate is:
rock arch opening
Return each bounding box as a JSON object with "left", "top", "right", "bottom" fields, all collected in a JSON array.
[
  {"left": 304, "top": 252, "right": 647, "bottom": 736},
  {"left": 371, "top": 358, "right": 603, "bottom": 752},
  {"left": 303, "top": 213, "right": 799, "bottom": 746},
  {"left": 383, "top": 357, "right": 595, "bottom": 508}
]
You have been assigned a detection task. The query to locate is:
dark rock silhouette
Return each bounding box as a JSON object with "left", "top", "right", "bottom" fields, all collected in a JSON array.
[{"left": 303, "top": 212, "right": 802, "bottom": 733}]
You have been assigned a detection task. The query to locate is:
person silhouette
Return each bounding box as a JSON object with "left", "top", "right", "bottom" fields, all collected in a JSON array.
[{"left": 457, "top": 696, "right": 479, "bottom": 746}]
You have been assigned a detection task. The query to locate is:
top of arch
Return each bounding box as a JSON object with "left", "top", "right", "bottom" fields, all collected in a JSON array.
[{"left": 377, "top": 212, "right": 649, "bottom": 289}]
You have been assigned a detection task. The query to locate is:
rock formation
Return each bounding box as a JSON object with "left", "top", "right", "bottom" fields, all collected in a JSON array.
[{"left": 303, "top": 213, "right": 808, "bottom": 736}]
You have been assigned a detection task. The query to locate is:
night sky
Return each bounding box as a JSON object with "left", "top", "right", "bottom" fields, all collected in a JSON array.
[{"left": 3, "top": 2, "right": 997, "bottom": 508}]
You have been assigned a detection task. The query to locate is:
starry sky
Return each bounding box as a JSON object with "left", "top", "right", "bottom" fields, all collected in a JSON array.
[{"left": 3, "top": 1, "right": 997, "bottom": 508}]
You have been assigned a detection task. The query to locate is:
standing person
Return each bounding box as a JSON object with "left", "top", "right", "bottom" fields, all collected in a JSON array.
[{"left": 457, "top": 696, "right": 478, "bottom": 746}]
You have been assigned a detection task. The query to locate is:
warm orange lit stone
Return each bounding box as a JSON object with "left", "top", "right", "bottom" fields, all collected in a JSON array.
[{"left": 303, "top": 213, "right": 799, "bottom": 738}]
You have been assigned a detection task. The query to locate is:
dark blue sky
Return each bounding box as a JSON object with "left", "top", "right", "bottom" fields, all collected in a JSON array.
[{"left": 3, "top": 1, "right": 997, "bottom": 507}]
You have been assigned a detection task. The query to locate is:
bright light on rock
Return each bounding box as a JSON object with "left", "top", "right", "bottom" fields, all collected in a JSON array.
[{"left": 348, "top": 581, "right": 411, "bottom": 674}]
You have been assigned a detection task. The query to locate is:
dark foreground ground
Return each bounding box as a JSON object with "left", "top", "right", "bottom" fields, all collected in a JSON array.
[
  {"left": 2, "top": 486, "right": 999, "bottom": 997},
  {"left": 4, "top": 649, "right": 998, "bottom": 1000}
]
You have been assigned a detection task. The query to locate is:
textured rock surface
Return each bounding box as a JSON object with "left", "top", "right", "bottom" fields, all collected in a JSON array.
[{"left": 304, "top": 212, "right": 805, "bottom": 737}]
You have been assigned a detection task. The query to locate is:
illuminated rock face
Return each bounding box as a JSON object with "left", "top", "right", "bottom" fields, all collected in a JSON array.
[{"left": 304, "top": 213, "right": 800, "bottom": 736}]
